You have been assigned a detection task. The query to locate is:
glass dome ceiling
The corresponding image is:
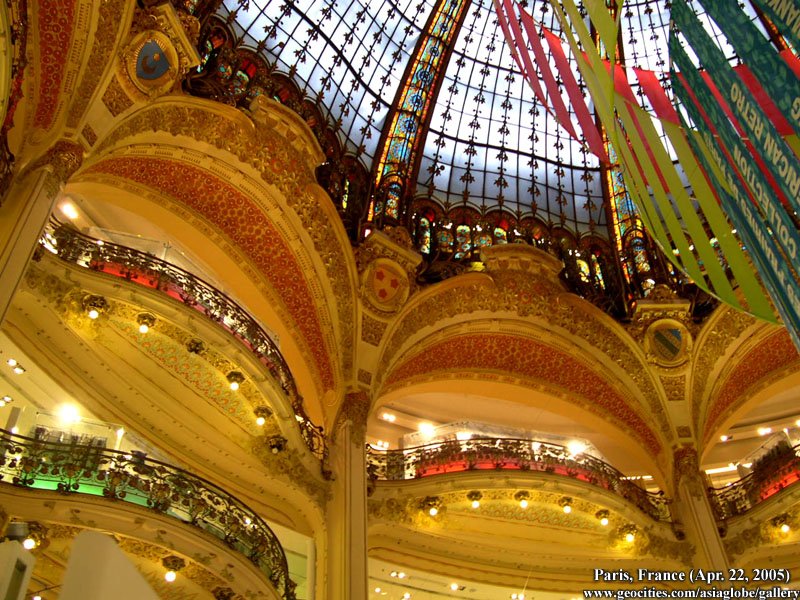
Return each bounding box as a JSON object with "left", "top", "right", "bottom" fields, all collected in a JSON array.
[{"left": 219, "top": 0, "right": 763, "bottom": 236}]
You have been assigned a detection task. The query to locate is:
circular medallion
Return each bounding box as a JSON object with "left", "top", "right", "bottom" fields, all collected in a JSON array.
[{"left": 644, "top": 319, "right": 692, "bottom": 367}]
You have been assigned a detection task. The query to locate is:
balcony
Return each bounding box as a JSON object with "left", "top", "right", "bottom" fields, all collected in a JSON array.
[
  {"left": 366, "top": 437, "right": 672, "bottom": 522},
  {"left": 0, "top": 428, "right": 296, "bottom": 599},
  {"left": 709, "top": 442, "right": 800, "bottom": 520},
  {"left": 38, "top": 223, "right": 326, "bottom": 460}
]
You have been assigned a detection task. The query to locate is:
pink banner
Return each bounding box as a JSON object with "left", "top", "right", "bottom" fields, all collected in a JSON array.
[
  {"left": 634, "top": 68, "right": 680, "bottom": 125},
  {"left": 501, "top": 0, "right": 550, "bottom": 110}
]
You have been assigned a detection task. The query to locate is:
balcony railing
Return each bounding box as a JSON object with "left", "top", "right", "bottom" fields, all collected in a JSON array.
[
  {"left": 366, "top": 437, "right": 672, "bottom": 522},
  {"left": 708, "top": 443, "right": 800, "bottom": 520},
  {"left": 38, "top": 223, "right": 326, "bottom": 461},
  {"left": 0, "top": 429, "right": 295, "bottom": 599}
]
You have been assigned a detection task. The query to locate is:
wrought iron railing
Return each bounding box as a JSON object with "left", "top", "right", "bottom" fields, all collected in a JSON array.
[
  {"left": 366, "top": 437, "right": 672, "bottom": 522},
  {"left": 38, "top": 223, "right": 326, "bottom": 460},
  {"left": 0, "top": 429, "right": 295, "bottom": 599},
  {"left": 708, "top": 443, "right": 800, "bottom": 520}
]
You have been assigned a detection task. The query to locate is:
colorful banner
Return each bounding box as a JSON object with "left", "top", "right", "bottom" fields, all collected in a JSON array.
[
  {"left": 670, "top": 36, "right": 800, "bottom": 347},
  {"left": 699, "top": 0, "right": 800, "bottom": 138},
  {"left": 750, "top": 0, "right": 800, "bottom": 55}
]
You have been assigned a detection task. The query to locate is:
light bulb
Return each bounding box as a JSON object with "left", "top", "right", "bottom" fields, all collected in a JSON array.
[
  {"left": 256, "top": 416, "right": 266, "bottom": 426},
  {"left": 60, "top": 202, "right": 79, "bottom": 220},
  {"left": 625, "top": 532, "right": 635, "bottom": 543},
  {"left": 519, "top": 499, "right": 528, "bottom": 509},
  {"left": 450, "top": 583, "right": 459, "bottom": 591},
  {"left": 471, "top": 500, "right": 480, "bottom": 509},
  {"left": 229, "top": 381, "right": 240, "bottom": 391},
  {"left": 781, "top": 523, "right": 790, "bottom": 533},
  {"left": 428, "top": 507, "right": 438, "bottom": 516},
  {"left": 22, "top": 537, "right": 36, "bottom": 550},
  {"left": 165, "top": 570, "right": 177, "bottom": 582},
  {"left": 6, "top": 358, "right": 17, "bottom": 367},
  {"left": 139, "top": 323, "right": 149, "bottom": 334},
  {"left": 600, "top": 517, "right": 609, "bottom": 526},
  {"left": 88, "top": 309, "right": 99, "bottom": 319},
  {"left": 563, "top": 504, "right": 572, "bottom": 514},
  {"left": 12, "top": 366, "right": 24, "bottom": 375}
]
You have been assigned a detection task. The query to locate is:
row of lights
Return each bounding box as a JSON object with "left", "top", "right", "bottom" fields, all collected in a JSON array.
[
  {"left": 6, "top": 357, "right": 25, "bottom": 375},
  {"left": 720, "top": 421, "right": 800, "bottom": 443}
]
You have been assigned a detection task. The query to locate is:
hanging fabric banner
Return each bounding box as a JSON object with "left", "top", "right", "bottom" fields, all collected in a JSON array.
[
  {"left": 750, "top": 0, "right": 800, "bottom": 56},
  {"left": 672, "top": 1, "right": 800, "bottom": 292},
  {"left": 698, "top": 0, "right": 800, "bottom": 139},
  {"left": 671, "top": 35, "right": 800, "bottom": 347},
  {"left": 498, "top": 0, "right": 550, "bottom": 112}
]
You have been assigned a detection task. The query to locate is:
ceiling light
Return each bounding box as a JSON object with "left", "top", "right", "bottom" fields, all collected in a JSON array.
[
  {"left": 428, "top": 506, "right": 438, "bottom": 516},
  {"left": 375, "top": 588, "right": 382, "bottom": 593},
  {"left": 418, "top": 422, "right": 435, "bottom": 439},
  {"left": 60, "top": 202, "right": 79, "bottom": 220},
  {"left": 757, "top": 427, "right": 772, "bottom": 436},
  {"left": 254, "top": 406, "right": 272, "bottom": 427},
  {"left": 560, "top": 497, "right": 573, "bottom": 514},
  {"left": 567, "top": 440, "right": 586, "bottom": 455},
  {"left": 33, "top": 596, "right": 42, "bottom": 600},
  {"left": 56, "top": 403, "right": 81, "bottom": 426},
  {"left": 22, "top": 537, "right": 36, "bottom": 550},
  {"left": 456, "top": 431, "right": 472, "bottom": 441},
  {"left": 450, "top": 583, "right": 460, "bottom": 591},
  {"left": 82, "top": 294, "right": 108, "bottom": 320},
  {"left": 626, "top": 532, "right": 635, "bottom": 542},
  {"left": 596, "top": 510, "right": 610, "bottom": 526},
  {"left": 514, "top": 490, "right": 530, "bottom": 509},
  {"left": 403, "top": 593, "right": 411, "bottom": 599},
  {"left": 796, "top": 419, "right": 800, "bottom": 427},
  {"left": 227, "top": 371, "right": 245, "bottom": 391},
  {"left": 720, "top": 435, "right": 730, "bottom": 442},
  {"left": 390, "top": 571, "right": 398, "bottom": 578},
  {"left": 381, "top": 412, "right": 396, "bottom": 422},
  {"left": 781, "top": 523, "right": 791, "bottom": 533},
  {"left": 162, "top": 555, "right": 185, "bottom": 583},
  {"left": 6, "top": 358, "right": 17, "bottom": 367},
  {"left": 398, "top": 572, "right": 406, "bottom": 579},
  {"left": 137, "top": 313, "right": 156, "bottom": 334},
  {"left": 467, "top": 490, "right": 482, "bottom": 509},
  {"left": 0, "top": 395, "right": 11, "bottom": 407},
  {"left": 164, "top": 570, "right": 177, "bottom": 583},
  {"left": 12, "top": 365, "right": 25, "bottom": 375}
]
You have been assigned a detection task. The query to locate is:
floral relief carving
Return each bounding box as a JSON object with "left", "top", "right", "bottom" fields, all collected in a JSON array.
[
  {"left": 703, "top": 329, "right": 799, "bottom": 443},
  {"left": 383, "top": 333, "right": 661, "bottom": 456},
  {"left": 101, "top": 76, "right": 134, "bottom": 117},
  {"left": 79, "top": 155, "right": 336, "bottom": 391},
  {"left": 380, "top": 270, "right": 671, "bottom": 447},
  {"left": 89, "top": 101, "right": 356, "bottom": 384},
  {"left": 361, "top": 313, "right": 388, "bottom": 346}
]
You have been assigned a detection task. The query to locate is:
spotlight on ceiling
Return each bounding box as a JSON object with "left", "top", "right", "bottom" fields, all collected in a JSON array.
[
  {"left": 421, "top": 496, "right": 442, "bottom": 517},
  {"left": 514, "top": 490, "right": 530, "bottom": 509},
  {"left": 161, "top": 555, "right": 186, "bottom": 583},
  {"left": 773, "top": 514, "right": 792, "bottom": 534},
  {"left": 226, "top": 371, "right": 245, "bottom": 391},
  {"left": 0, "top": 395, "right": 11, "bottom": 408},
  {"left": 559, "top": 497, "right": 573, "bottom": 514},
  {"left": 82, "top": 294, "right": 108, "bottom": 320},
  {"left": 467, "top": 490, "right": 482, "bottom": 509},
  {"left": 595, "top": 509, "right": 610, "bottom": 526},
  {"left": 137, "top": 313, "right": 156, "bottom": 334},
  {"left": 268, "top": 435, "right": 287, "bottom": 454},
  {"left": 254, "top": 406, "right": 272, "bottom": 427}
]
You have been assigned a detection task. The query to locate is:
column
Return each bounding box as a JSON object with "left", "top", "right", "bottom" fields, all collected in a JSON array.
[
  {"left": 324, "top": 390, "right": 369, "bottom": 600},
  {"left": 672, "top": 446, "right": 730, "bottom": 570},
  {"left": 0, "top": 140, "right": 83, "bottom": 324}
]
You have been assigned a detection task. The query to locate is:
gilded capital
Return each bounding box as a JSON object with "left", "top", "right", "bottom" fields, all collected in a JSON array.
[
  {"left": 334, "top": 390, "right": 371, "bottom": 446},
  {"left": 26, "top": 140, "right": 85, "bottom": 192}
]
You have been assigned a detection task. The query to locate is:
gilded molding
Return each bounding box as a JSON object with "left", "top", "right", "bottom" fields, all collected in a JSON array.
[
  {"left": 334, "top": 390, "right": 371, "bottom": 447},
  {"left": 23, "top": 140, "right": 84, "bottom": 195},
  {"left": 250, "top": 436, "right": 330, "bottom": 508},
  {"left": 101, "top": 75, "right": 134, "bottom": 117},
  {"left": 87, "top": 99, "right": 356, "bottom": 388},
  {"left": 357, "top": 369, "right": 373, "bottom": 386},
  {"left": 65, "top": 0, "right": 130, "bottom": 127},
  {"left": 379, "top": 263, "right": 671, "bottom": 449},
  {"left": 360, "top": 313, "right": 388, "bottom": 346},
  {"left": 81, "top": 123, "right": 97, "bottom": 146}
]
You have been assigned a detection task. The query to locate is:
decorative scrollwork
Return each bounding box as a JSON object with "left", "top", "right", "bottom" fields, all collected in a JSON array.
[
  {"left": 366, "top": 437, "right": 673, "bottom": 522},
  {"left": 0, "top": 428, "right": 296, "bottom": 599},
  {"left": 40, "top": 222, "right": 326, "bottom": 461}
]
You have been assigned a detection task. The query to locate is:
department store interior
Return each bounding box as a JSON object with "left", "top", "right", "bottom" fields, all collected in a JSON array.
[{"left": 0, "top": 0, "right": 799, "bottom": 598}]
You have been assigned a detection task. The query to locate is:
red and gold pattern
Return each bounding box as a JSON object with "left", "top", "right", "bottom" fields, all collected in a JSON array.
[
  {"left": 704, "top": 330, "right": 799, "bottom": 441},
  {"left": 383, "top": 333, "right": 661, "bottom": 455},
  {"left": 34, "top": 0, "right": 78, "bottom": 129},
  {"left": 82, "top": 155, "right": 334, "bottom": 389}
]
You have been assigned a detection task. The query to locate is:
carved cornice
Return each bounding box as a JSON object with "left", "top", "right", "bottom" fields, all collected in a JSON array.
[{"left": 251, "top": 434, "right": 330, "bottom": 508}]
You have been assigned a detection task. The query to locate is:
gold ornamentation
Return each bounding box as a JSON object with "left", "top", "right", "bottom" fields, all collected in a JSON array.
[
  {"left": 24, "top": 140, "right": 84, "bottom": 192},
  {"left": 676, "top": 426, "right": 692, "bottom": 439},
  {"left": 334, "top": 390, "right": 371, "bottom": 447},
  {"left": 357, "top": 369, "right": 372, "bottom": 385},
  {"left": 361, "top": 313, "right": 388, "bottom": 346},
  {"left": 66, "top": 0, "right": 130, "bottom": 127},
  {"left": 361, "top": 258, "right": 411, "bottom": 313},
  {"left": 660, "top": 374, "right": 686, "bottom": 402},
  {"left": 102, "top": 75, "right": 134, "bottom": 117},
  {"left": 643, "top": 320, "right": 692, "bottom": 368},
  {"left": 87, "top": 100, "right": 356, "bottom": 387},
  {"left": 250, "top": 437, "right": 330, "bottom": 507},
  {"left": 81, "top": 123, "right": 98, "bottom": 146}
]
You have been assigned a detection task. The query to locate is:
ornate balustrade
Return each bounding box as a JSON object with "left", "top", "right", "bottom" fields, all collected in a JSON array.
[
  {"left": 366, "top": 437, "right": 672, "bottom": 522},
  {"left": 708, "top": 443, "right": 800, "bottom": 520},
  {"left": 38, "top": 223, "right": 326, "bottom": 460},
  {"left": 0, "top": 429, "right": 295, "bottom": 599}
]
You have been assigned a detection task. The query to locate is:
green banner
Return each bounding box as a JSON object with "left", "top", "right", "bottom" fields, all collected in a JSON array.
[
  {"left": 699, "top": 0, "right": 800, "bottom": 138},
  {"left": 750, "top": 0, "right": 800, "bottom": 55},
  {"left": 671, "top": 37, "right": 800, "bottom": 349},
  {"left": 673, "top": 0, "right": 800, "bottom": 263}
]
